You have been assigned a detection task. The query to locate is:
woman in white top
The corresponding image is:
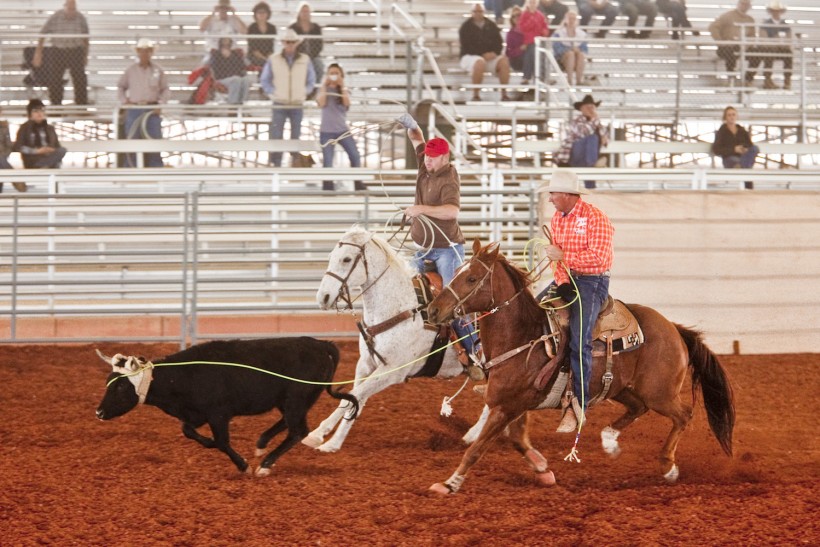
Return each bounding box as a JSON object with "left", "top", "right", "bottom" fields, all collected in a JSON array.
[{"left": 551, "top": 11, "right": 588, "bottom": 86}]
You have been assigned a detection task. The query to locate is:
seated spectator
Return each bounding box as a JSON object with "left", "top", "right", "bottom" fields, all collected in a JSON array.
[
  {"left": 247, "top": 1, "right": 277, "bottom": 68},
  {"left": 520, "top": 0, "right": 549, "bottom": 86},
  {"left": 552, "top": 11, "right": 589, "bottom": 86},
  {"left": 709, "top": 0, "right": 756, "bottom": 84},
  {"left": 209, "top": 38, "right": 254, "bottom": 104},
  {"left": 484, "top": 0, "right": 524, "bottom": 25},
  {"left": 0, "top": 106, "right": 27, "bottom": 193},
  {"left": 117, "top": 38, "right": 170, "bottom": 168},
  {"left": 290, "top": 2, "right": 325, "bottom": 85},
  {"left": 506, "top": 6, "right": 527, "bottom": 73},
  {"left": 657, "top": 0, "right": 698, "bottom": 39},
  {"left": 14, "top": 99, "right": 67, "bottom": 169},
  {"left": 460, "top": 3, "right": 512, "bottom": 101},
  {"left": 200, "top": 0, "right": 247, "bottom": 53},
  {"left": 712, "top": 105, "right": 759, "bottom": 189},
  {"left": 554, "top": 94, "right": 608, "bottom": 188},
  {"left": 316, "top": 63, "right": 364, "bottom": 192},
  {"left": 621, "top": 0, "right": 658, "bottom": 39},
  {"left": 575, "top": 0, "right": 619, "bottom": 39},
  {"left": 538, "top": 0, "right": 569, "bottom": 26},
  {"left": 755, "top": 1, "right": 792, "bottom": 89}
]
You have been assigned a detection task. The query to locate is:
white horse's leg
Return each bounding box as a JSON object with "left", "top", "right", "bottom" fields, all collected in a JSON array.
[{"left": 462, "top": 404, "right": 490, "bottom": 445}]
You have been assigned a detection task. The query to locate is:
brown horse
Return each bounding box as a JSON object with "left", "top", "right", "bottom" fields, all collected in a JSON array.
[{"left": 425, "top": 239, "right": 735, "bottom": 494}]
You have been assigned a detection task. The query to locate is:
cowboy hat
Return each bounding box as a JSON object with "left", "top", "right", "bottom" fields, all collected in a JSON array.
[
  {"left": 134, "top": 38, "right": 156, "bottom": 50},
  {"left": 535, "top": 169, "right": 588, "bottom": 195},
  {"left": 280, "top": 28, "right": 303, "bottom": 43},
  {"left": 573, "top": 94, "right": 601, "bottom": 110},
  {"left": 766, "top": 1, "right": 787, "bottom": 11}
]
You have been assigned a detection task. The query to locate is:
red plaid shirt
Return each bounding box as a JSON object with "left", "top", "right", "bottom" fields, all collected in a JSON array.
[{"left": 550, "top": 198, "right": 614, "bottom": 285}]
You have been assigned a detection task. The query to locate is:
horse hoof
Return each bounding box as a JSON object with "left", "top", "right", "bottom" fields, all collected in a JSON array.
[
  {"left": 255, "top": 466, "right": 272, "bottom": 477},
  {"left": 535, "top": 470, "right": 556, "bottom": 487},
  {"left": 301, "top": 434, "right": 324, "bottom": 449},
  {"left": 317, "top": 442, "right": 340, "bottom": 453},
  {"left": 428, "top": 483, "right": 453, "bottom": 496},
  {"left": 601, "top": 426, "right": 622, "bottom": 458},
  {"left": 254, "top": 447, "right": 267, "bottom": 457},
  {"left": 663, "top": 464, "right": 679, "bottom": 483}
]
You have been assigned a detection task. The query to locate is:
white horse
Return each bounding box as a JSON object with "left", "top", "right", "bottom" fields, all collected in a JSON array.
[{"left": 304, "top": 226, "right": 487, "bottom": 452}]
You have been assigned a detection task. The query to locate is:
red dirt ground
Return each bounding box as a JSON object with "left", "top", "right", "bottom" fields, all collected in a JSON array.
[{"left": 0, "top": 342, "right": 817, "bottom": 545}]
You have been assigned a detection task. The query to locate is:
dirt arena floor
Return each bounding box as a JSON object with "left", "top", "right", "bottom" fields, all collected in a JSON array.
[{"left": 0, "top": 342, "right": 817, "bottom": 546}]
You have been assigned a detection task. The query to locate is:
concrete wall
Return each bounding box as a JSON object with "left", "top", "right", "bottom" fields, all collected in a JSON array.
[{"left": 538, "top": 191, "right": 820, "bottom": 354}]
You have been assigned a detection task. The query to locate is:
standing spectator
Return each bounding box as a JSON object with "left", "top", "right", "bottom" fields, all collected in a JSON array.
[
  {"left": 712, "top": 105, "right": 759, "bottom": 189},
  {"left": 552, "top": 11, "right": 589, "bottom": 85},
  {"left": 621, "top": 0, "right": 658, "bottom": 39},
  {"left": 554, "top": 94, "right": 608, "bottom": 188},
  {"left": 757, "top": 1, "right": 792, "bottom": 89},
  {"left": 538, "top": 0, "right": 569, "bottom": 26},
  {"left": 32, "top": 0, "right": 89, "bottom": 106},
  {"left": 200, "top": 0, "right": 247, "bottom": 53},
  {"left": 709, "top": 0, "right": 755, "bottom": 83},
  {"left": 657, "top": 0, "right": 698, "bottom": 39},
  {"left": 0, "top": 107, "right": 27, "bottom": 193},
  {"left": 506, "top": 6, "right": 527, "bottom": 73},
  {"left": 519, "top": 0, "right": 550, "bottom": 86},
  {"left": 575, "top": 0, "right": 619, "bottom": 39},
  {"left": 290, "top": 2, "right": 325, "bottom": 85},
  {"left": 459, "top": 3, "right": 512, "bottom": 101},
  {"left": 209, "top": 38, "right": 254, "bottom": 104},
  {"left": 117, "top": 38, "right": 170, "bottom": 168},
  {"left": 260, "top": 29, "right": 316, "bottom": 167},
  {"left": 14, "top": 99, "right": 67, "bottom": 169},
  {"left": 247, "top": 1, "right": 277, "bottom": 68},
  {"left": 317, "top": 63, "right": 364, "bottom": 192}
]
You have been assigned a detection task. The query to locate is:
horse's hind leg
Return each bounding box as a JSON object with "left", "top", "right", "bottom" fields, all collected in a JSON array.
[
  {"left": 651, "top": 396, "right": 693, "bottom": 483},
  {"left": 601, "top": 389, "right": 649, "bottom": 458},
  {"left": 506, "top": 412, "right": 556, "bottom": 486}
]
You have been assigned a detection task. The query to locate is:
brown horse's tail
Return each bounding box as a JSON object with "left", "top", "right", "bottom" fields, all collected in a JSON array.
[{"left": 676, "top": 324, "right": 735, "bottom": 456}]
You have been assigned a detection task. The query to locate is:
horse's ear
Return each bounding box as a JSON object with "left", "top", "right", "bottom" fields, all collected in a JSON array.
[
  {"left": 472, "top": 237, "right": 482, "bottom": 256},
  {"left": 486, "top": 242, "right": 501, "bottom": 262}
]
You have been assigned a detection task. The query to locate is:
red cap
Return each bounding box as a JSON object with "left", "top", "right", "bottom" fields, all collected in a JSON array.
[{"left": 424, "top": 138, "right": 450, "bottom": 158}]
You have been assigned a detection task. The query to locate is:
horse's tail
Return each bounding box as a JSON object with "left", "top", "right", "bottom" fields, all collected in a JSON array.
[{"left": 676, "top": 324, "right": 735, "bottom": 456}]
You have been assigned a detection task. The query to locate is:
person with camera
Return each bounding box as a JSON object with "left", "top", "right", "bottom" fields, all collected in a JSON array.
[
  {"left": 200, "top": 0, "right": 247, "bottom": 53},
  {"left": 316, "top": 63, "right": 363, "bottom": 191}
]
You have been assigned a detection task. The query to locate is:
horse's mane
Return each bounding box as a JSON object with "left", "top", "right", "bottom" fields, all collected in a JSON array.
[
  {"left": 488, "top": 248, "right": 547, "bottom": 327},
  {"left": 343, "top": 226, "right": 415, "bottom": 278}
]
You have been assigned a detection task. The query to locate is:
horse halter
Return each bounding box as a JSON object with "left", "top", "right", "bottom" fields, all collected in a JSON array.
[
  {"left": 322, "top": 240, "right": 370, "bottom": 310},
  {"left": 444, "top": 256, "right": 495, "bottom": 317}
]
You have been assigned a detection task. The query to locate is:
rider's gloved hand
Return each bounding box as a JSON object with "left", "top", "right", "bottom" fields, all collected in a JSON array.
[
  {"left": 556, "top": 283, "right": 577, "bottom": 303},
  {"left": 396, "top": 113, "right": 419, "bottom": 131}
]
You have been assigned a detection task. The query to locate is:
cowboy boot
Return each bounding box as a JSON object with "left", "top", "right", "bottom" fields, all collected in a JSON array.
[
  {"left": 763, "top": 75, "right": 778, "bottom": 90},
  {"left": 556, "top": 392, "right": 577, "bottom": 432},
  {"left": 783, "top": 73, "right": 791, "bottom": 90}
]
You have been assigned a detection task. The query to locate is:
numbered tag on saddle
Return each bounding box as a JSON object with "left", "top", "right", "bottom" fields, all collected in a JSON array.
[
  {"left": 593, "top": 298, "right": 644, "bottom": 354},
  {"left": 413, "top": 272, "right": 443, "bottom": 330}
]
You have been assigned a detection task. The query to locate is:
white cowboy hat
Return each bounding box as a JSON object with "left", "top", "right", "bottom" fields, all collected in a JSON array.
[
  {"left": 134, "top": 38, "right": 157, "bottom": 50},
  {"left": 536, "top": 169, "right": 588, "bottom": 195},
  {"left": 280, "top": 28, "right": 303, "bottom": 43},
  {"left": 766, "top": 1, "right": 787, "bottom": 11}
]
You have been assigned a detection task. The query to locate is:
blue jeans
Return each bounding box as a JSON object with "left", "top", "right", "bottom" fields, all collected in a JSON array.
[
  {"left": 522, "top": 43, "right": 545, "bottom": 81},
  {"left": 0, "top": 154, "right": 12, "bottom": 192},
  {"left": 320, "top": 131, "right": 361, "bottom": 169},
  {"left": 538, "top": 274, "right": 610, "bottom": 410},
  {"left": 576, "top": 0, "right": 618, "bottom": 28},
  {"left": 484, "top": 0, "right": 523, "bottom": 21},
  {"left": 124, "top": 108, "right": 163, "bottom": 168},
  {"left": 721, "top": 145, "right": 759, "bottom": 169},
  {"left": 411, "top": 244, "right": 478, "bottom": 355},
  {"left": 269, "top": 105, "right": 304, "bottom": 166},
  {"left": 569, "top": 133, "right": 600, "bottom": 167}
]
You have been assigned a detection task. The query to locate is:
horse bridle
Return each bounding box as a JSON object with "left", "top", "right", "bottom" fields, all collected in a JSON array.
[
  {"left": 323, "top": 238, "right": 391, "bottom": 311},
  {"left": 444, "top": 256, "right": 495, "bottom": 317}
]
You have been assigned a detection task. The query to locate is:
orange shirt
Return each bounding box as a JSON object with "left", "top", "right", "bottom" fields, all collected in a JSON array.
[{"left": 550, "top": 198, "right": 614, "bottom": 285}]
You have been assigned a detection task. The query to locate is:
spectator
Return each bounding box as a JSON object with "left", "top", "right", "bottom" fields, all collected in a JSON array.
[
  {"left": 260, "top": 28, "right": 316, "bottom": 167},
  {"left": 316, "top": 63, "right": 364, "bottom": 192},
  {"left": 554, "top": 94, "right": 608, "bottom": 188},
  {"left": 756, "top": 1, "right": 792, "bottom": 89},
  {"left": 712, "top": 105, "right": 759, "bottom": 189},
  {"left": 709, "top": 0, "right": 756, "bottom": 83},
  {"left": 459, "top": 3, "right": 512, "bottom": 101},
  {"left": 506, "top": 6, "right": 527, "bottom": 73},
  {"left": 538, "top": 0, "right": 569, "bottom": 26},
  {"left": 209, "top": 38, "right": 254, "bottom": 104},
  {"left": 552, "top": 11, "right": 589, "bottom": 86},
  {"left": 117, "top": 38, "right": 170, "bottom": 168},
  {"left": 200, "top": 0, "right": 247, "bottom": 53},
  {"left": 657, "top": 0, "right": 698, "bottom": 39},
  {"left": 247, "top": 1, "right": 277, "bottom": 67},
  {"left": 14, "top": 99, "right": 67, "bottom": 169},
  {"left": 519, "top": 0, "right": 550, "bottom": 86},
  {"left": 575, "top": 0, "right": 619, "bottom": 39},
  {"left": 621, "top": 0, "right": 658, "bottom": 39},
  {"left": 290, "top": 2, "right": 325, "bottom": 85},
  {"left": 0, "top": 107, "right": 27, "bottom": 193},
  {"left": 484, "top": 0, "right": 524, "bottom": 26},
  {"left": 32, "top": 0, "right": 89, "bottom": 105}
]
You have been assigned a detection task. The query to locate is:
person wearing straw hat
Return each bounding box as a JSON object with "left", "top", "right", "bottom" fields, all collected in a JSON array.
[
  {"left": 117, "top": 38, "right": 169, "bottom": 168},
  {"left": 535, "top": 168, "right": 614, "bottom": 432},
  {"left": 260, "top": 28, "right": 317, "bottom": 167},
  {"left": 757, "top": 1, "right": 792, "bottom": 89},
  {"left": 554, "top": 94, "right": 608, "bottom": 188}
]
